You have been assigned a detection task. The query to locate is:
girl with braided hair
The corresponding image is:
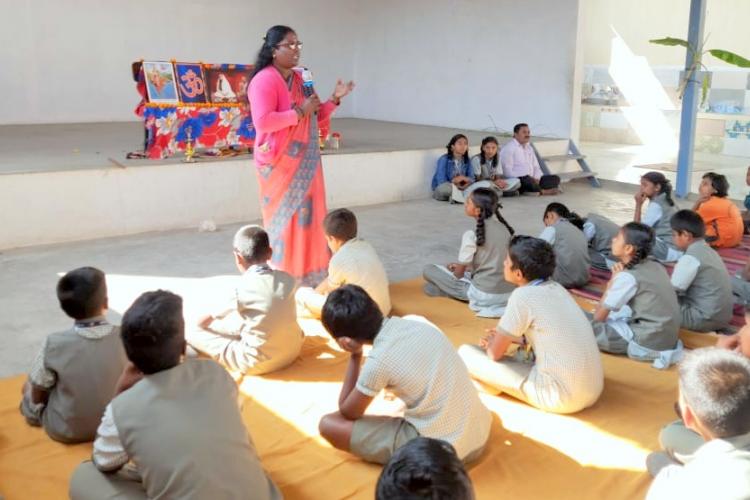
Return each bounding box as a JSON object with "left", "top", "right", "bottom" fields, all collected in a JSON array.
[
  {"left": 423, "top": 187, "right": 515, "bottom": 317},
  {"left": 540, "top": 202, "right": 590, "bottom": 288},
  {"left": 590, "top": 222, "right": 682, "bottom": 368},
  {"left": 584, "top": 171, "right": 682, "bottom": 269}
]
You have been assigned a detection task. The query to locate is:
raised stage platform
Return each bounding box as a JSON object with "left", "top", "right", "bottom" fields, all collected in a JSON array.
[{"left": 0, "top": 118, "right": 580, "bottom": 250}]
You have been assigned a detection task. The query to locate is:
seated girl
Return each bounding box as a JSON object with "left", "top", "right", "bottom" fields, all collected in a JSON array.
[
  {"left": 590, "top": 222, "right": 682, "bottom": 368},
  {"left": 458, "top": 236, "right": 603, "bottom": 414},
  {"left": 693, "top": 172, "right": 743, "bottom": 248},
  {"left": 423, "top": 187, "right": 515, "bottom": 317},
  {"left": 585, "top": 171, "right": 681, "bottom": 268},
  {"left": 539, "top": 202, "right": 590, "bottom": 288},
  {"left": 466, "top": 136, "right": 521, "bottom": 198},
  {"left": 430, "top": 134, "right": 475, "bottom": 202}
]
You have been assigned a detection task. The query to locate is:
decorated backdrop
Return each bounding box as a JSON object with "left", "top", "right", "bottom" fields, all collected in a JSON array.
[{"left": 135, "top": 61, "right": 255, "bottom": 159}]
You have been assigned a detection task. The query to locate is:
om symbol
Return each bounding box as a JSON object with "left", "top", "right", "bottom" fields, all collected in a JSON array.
[{"left": 179, "top": 69, "right": 204, "bottom": 98}]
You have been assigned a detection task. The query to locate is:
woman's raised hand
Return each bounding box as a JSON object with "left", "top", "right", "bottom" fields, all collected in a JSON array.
[{"left": 332, "top": 79, "right": 355, "bottom": 99}]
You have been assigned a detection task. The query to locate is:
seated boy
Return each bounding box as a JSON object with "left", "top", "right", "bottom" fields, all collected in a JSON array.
[
  {"left": 318, "top": 285, "right": 491, "bottom": 464},
  {"left": 657, "top": 305, "right": 750, "bottom": 462},
  {"left": 376, "top": 437, "right": 474, "bottom": 500},
  {"left": 458, "top": 236, "right": 604, "bottom": 414},
  {"left": 69, "top": 290, "right": 281, "bottom": 500},
  {"left": 187, "top": 225, "right": 302, "bottom": 375},
  {"left": 20, "top": 267, "right": 126, "bottom": 443},
  {"left": 296, "top": 208, "right": 391, "bottom": 318},
  {"left": 646, "top": 348, "right": 750, "bottom": 499},
  {"left": 669, "top": 210, "right": 733, "bottom": 332}
]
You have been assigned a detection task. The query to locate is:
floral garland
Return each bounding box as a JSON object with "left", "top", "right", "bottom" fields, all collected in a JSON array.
[{"left": 144, "top": 102, "right": 244, "bottom": 109}]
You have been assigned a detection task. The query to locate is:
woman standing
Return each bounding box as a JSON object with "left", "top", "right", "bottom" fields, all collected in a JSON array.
[{"left": 248, "top": 25, "right": 354, "bottom": 285}]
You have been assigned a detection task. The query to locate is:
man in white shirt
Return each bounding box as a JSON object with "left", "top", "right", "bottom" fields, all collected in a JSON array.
[
  {"left": 646, "top": 348, "right": 750, "bottom": 500},
  {"left": 499, "top": 123, "right": 560, "bottom": 195}
]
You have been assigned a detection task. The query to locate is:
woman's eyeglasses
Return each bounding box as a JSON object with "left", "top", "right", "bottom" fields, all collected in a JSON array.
[{"left": 277, "top": 41, "right": 303, "bottom": 51}]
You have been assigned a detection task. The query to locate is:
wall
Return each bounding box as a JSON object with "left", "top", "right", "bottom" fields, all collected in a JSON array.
[
  {"left": 0, "top": 0, "right": 356, "bottom": 124},
  {"left": 0, "top": 0, "right": 584, "bottom": 140},
  {"left": 349, "top": 0, "right": 583, "bottom": 138},
  {"left": 582, "top": 0, "right": 750, "bottom": 67},
  {"left": 0, "top": 148, "right": 449, "bottom": 249}
]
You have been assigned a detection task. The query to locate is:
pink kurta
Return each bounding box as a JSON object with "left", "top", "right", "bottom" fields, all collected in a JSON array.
[{"left": 248, "top": 66, "right": 337, "bottom": 285}]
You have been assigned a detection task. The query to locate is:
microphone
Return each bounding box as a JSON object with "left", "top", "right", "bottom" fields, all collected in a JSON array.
[{"left": 301, "top": 67, "right": 315, "bottom": 98}]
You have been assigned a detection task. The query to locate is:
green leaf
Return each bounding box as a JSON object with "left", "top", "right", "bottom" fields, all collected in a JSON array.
[
  {"left": 707, "top": 49, "right": 750, "bottom": 68},
  {"left": 701, "top": 73, "right": 710, "bottom": 107},
  {"left": 649, "top": 37, "right": 689, "bottom": 47}
]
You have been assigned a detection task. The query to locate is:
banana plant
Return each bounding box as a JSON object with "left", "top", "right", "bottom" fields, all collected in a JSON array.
[{"left": 650, "top": 36, "right": 750, "bottom": 107}]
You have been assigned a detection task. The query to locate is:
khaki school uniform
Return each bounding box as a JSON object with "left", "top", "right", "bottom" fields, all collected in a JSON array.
[
  {"left": 70, "top": 359, "right": 280, "bottom": 500},
  {"left": 671, "top": 239, "right": 733, "bottom": 332},
  {"left": 423, "top": 217, "right": 515, "bottom": 317},
  {"left": 20, "top": 319, "right": 126, "bottom": 443},
  {"left": 187, "top": 264, "right": 302, "bottom": 375},
  {"left": 591, "top": 259, "right": 682, "bottom": 368},
  {"left": 539, "top": 219, "right": 590, "bottom": 288}
]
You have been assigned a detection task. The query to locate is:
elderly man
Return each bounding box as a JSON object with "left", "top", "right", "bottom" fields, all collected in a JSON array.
[{"left": 500, "top": 123, "right": 560, "bottom": 195}]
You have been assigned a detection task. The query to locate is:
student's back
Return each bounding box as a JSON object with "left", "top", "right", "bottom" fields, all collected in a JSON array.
[
  {"left": 111, "top": 359, "right": 279, "bottom": 500},
  {"left": 329, "top": 238, "right": 391, "bottom": 315},
  {"left": 549, "top": 218, "right": 590, "bottom": 288},
  {"left": 471, "top": 217, "right": 512, "bottom": 294},
  {"left": 681, "top": 240, "right": 733, "bottom": 329},
  {"left": 508, "top": 281, "right": 603, "bottom": 412},
  {"left": 366, "top": 316, "right": 491, "bottom": 459},
  {"left": 236, "top": 267, "right": 301, "bottom": 365},
  {"left": 42, "top": 324, "right": 125, "bottom": 442},
  {"left": 626, "top": 259, "right": 680, "bottom": 351}
]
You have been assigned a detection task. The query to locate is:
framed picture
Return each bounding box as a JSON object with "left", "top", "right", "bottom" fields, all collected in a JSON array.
[
  {"left": 143, "top": 61, "right": 179, "bottom": 104},
  {"left": 175, "top": 63, "right": 207, "bottom": 104},
  {"left": 205, "top": 66, "right": 253, "bottom": 105}
]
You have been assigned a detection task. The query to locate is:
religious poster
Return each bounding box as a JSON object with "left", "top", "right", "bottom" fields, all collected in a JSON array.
[
  {"left": 175, "top": 63, "right": 207, "bottom": 104},
  {"left": 143, "top": 61, "right": 179, "bottom": 104},
  {"left": 205, "top": 66, "right": 253, "bottom": 105}
]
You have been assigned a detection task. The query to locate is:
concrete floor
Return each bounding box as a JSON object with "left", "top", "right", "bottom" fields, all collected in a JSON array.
[{"left": 0, "top": 180, "right": 696, "bottom": 378}]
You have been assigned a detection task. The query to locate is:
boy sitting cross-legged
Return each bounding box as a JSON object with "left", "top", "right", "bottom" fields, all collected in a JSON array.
[
  {"left": 669, "top": 210, "right": 733, "bottom": 333},
  {"left": 20, "top": 266, "right": 126, "bottom": 443},
  {"left": 187, "top": 224, "right": 302, "bottom": 375},
  {"left": 317, "top": 285, "right": 490, "bottom": 464}
]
